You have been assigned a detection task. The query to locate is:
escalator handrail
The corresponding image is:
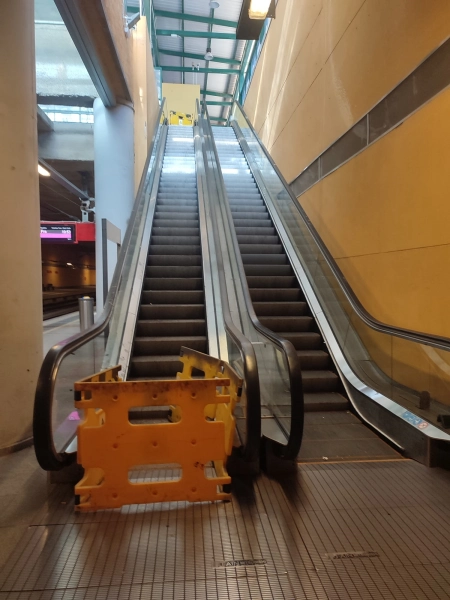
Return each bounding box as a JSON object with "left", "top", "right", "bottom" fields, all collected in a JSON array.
[
  {"left": 201, "top": 102, "right": 304, "bottom": 461},
  {"left": 33, "top": 100, "right": 167, "bottom": 471},
  {"left": 196, "top": 100, "right": 261, "bottom": 465},
  {"left": 233, "top": 101, "right": 450, "bottom": 353}
]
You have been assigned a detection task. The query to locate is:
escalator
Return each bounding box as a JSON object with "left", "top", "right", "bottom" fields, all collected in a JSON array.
[
  {"left": 211, "top": 124, "right": 400, "bottom": 463},
  {"left": 129, "top": 126, "right": 207, "bottom": 379},
  {"left": 33, "top": 107, "right": 262, "bottom": 474}
]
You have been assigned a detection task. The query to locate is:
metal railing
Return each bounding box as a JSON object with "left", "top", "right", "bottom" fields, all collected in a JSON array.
[
  {"left": 196, "top": 100, "right": 261, "bottom": 469},
  {"left": 200, "top": 101, "right": 304, "bottom": 462}
]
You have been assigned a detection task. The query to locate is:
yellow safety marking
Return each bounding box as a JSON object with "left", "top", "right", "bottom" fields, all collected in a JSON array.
[{"left": 74, "top": 349, "right": 242, "bottom": 512}]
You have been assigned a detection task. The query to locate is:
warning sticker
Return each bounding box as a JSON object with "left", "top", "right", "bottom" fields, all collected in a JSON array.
[{"left": 401, "top": 410, "right": 429, "bottom": 429}]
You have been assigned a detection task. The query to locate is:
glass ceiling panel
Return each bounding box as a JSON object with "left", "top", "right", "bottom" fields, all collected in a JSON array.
[{"left": 35, "top": 0, "right": 97, "bottom": 103}]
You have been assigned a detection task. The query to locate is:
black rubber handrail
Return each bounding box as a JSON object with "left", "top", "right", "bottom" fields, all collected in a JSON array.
[
  {"left": 233, "top": 101, "right": 450, "bottom": 353},
  {"left": 201, "top": 102, "right": 304, "bottom": 462},
  {"left": 196, "top": 100, "right": 261, "bottom": 468},
  {"left": 33, "top": 100, "right": 167, "bottom": 471}
]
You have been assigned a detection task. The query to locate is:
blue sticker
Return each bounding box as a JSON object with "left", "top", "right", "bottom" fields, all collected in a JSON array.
[{"left": 401, "top": 411, "right": 429, "bottom": 429}]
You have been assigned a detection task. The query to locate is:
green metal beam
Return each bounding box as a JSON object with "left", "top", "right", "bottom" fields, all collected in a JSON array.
[
  {"left": 154, "top": 9, "right": 237, "bottom": 29},
  {"left": 159, "top": 49, "right": 240, "bottom": 66},
  {"left": 206, "top": 101, "right": 233, "bottom": 106},
  {"left": 127, "top": 6, "right": 139, "bottom": 14},
  {"left": 201, "top": 90, "right": 234, "bottom": 99},
  {"left": 161, "top": 66, "right": 238, "bottom": 75},
  {"left": 149, "top": 4, "right": 160, "bottom": 67},
  {"left": 156, "top": 30, "right": 236, "bottom": 40},
  {"left": 209, "top": 116, "right": 227, "bottom": 122}
]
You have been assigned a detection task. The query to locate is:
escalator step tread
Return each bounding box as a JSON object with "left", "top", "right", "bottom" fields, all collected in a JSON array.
[
  {"left": 253, "top": 301, "right": 307, "bottom": 315},
  {"left": 259, "top": 316, "right": 313, "bottom": 331},
  {"left": 143, "top": 278, "right": 203, "bottom": 290},
  {"left": 304, "top": 392, "right": 350, "bottom": 412}
]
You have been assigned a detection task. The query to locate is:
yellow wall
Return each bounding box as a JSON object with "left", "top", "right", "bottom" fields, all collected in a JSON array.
[
  {"left": 243, "top": 0, "right": 450, "bottom": 404},
  {"left": 244, "top": 0, "right": 450, "bottom": 183},
  {"left": 132, "top": 18, "right": 160, "bottom": 192},
  {"left": 300, "top": 88, "right": 450, "bottom": 338},
  {"left": 162, "top": 83, "right": 200, "bottom": 121}
]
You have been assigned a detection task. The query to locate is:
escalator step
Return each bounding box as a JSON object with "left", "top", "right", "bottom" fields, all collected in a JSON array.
[
  {"left": 275, "top": 331, "right": 323, "bottom": 349},
  {"left": 153, "top": 219, "right": 199, "bottom": 228},
  {"left": 239, "top": 244, "right": 283, "bottom": 254},
  {"left": 142, "top": 290, "right": 204, "bottom": 304},
  {"left": 145, "top": 266, "right": 202, "bottom": 278},
  {"left": 149, "top": 245, "right": 201, "bottom": 255},
  {"left": 140, "top": 304, "right": 205, "bottom": 320},
  {"left": 246, "top": 275, "right": 298, "bottom": 288},
  {"left": 304, "top": 392, "right": 349, "bottom": 412},
  {"left": 244, "top": 264, "right": 292, "bottom": 276},
  {"left": 297, "top": 350, "right": 330, "bottom": 370},
  {"left": 302, "top": 370, "right": 340, "bottom": 393},
  {"left": 143, "top": 277, "right": 204, "bottom": 291},
  {"left": 147, "top": 255, "right": 202, "bottom": 267},
  {"left": 258, "top": 316, "right": 313, "bottom": 331},
  {"left": 136, "top": 319, "right": 206, "bottom": 337},
  {"left": 235, "top": 227, "right": 275, "bottom": 236},
  {"left": 151, "top": 235, "right": 200, "bottom": 245},
  {"left": 154, "top": 206, "right": 198, "bottom": 213},
  {"left": 233, "top": 219, "right": 272, "bottom": 227},
  {"left": 152, "top": 227, "right": 199, "bottom": 237},
  {"left": 237, "top": 235, "right": 279, "bottom": 245},
  {"left": 253, "top": 301, "right": 308, "bottom": 316},
  {"left": 129, "top": 355, "right": 183, "bottom": 378},
  {"left": 133, "top": 336, "right": 207, "bottom": 356},
  {"left": 250, "top": 288, "right": 303, "bottom": 301},
  {"left": 241, "top": 254, "right": 288, "bottom": 265}
]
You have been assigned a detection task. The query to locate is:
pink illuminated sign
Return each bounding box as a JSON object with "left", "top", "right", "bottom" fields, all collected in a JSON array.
[{"left": 40, "top": 224, "right": 75, "bottom": 243}]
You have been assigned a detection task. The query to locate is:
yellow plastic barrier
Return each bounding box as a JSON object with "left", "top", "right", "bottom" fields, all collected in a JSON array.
[{"left": 74, "top": 348, "right": 242, "bottom": 511}]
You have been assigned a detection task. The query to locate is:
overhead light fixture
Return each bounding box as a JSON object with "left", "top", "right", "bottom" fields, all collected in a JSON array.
[
  {"left": 38, "top": 164, "right": 51, "bottom": 177},
  {"left": 209, "top": 1, "right": 220, "bottom": 8},
  {"left": 67, "top": 262, "right": 73, "bottom": 266},
  {"left": 170, "top": 33, "right": 180, "bottom": 37},
  {"left": 249, "top": 0, "right": 271, "bottom": 19},
  {"left": 204, "top": 46, "right": 214, "bottom": 61}
]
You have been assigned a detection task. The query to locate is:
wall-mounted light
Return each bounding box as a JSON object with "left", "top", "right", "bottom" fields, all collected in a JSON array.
[
  {"left": 237, "top": 0, "right": 275, "bottom": 39},
  {"left": 38, "top": 164, "right": 51, "bottom": 177},
  {"left": 204, "top": 47, "right": 214, "bottom": 61},
  {"left": 249, "top": 0, "right": 272, "bottom": 19}
]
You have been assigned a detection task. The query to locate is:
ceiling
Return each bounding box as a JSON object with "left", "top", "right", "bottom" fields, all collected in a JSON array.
[
  {"left": 130, "top": 0, "right": 248, "bottom": 124},
  {"left": 37, "top": 0, "right": 257, "bottom": 222}
]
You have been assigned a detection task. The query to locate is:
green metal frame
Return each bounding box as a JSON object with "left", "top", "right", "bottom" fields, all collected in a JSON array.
[
  {"left": 156, "top": 30, "right": 236, "bottom": 39},
  {"left": 159, "top": 49, "right": 240, "bottom": 66},
  {"left": 201, "top": 90, "right": 233, "bottom": 99},
  {"left": 149, "top": 3, "right": 257, "bottom": 123},
  {"left": 161, "top": 66, "right": 238, "bottom": 75},
  {"left": 154, "top": 9, "right": 237, "bottom": 28}
]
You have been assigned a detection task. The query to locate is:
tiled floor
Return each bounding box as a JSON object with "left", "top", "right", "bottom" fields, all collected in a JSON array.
[{"left": 1, "top": 453, "right": 450, "bottom": 599}]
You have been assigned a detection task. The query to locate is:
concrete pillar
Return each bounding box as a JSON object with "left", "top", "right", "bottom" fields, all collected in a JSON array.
[
  {"left": 0, "top": 1, "right": 42, "bottom": 452},
  {"left": 93, "top": 99, "right": 134, "bottom": 309}
]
